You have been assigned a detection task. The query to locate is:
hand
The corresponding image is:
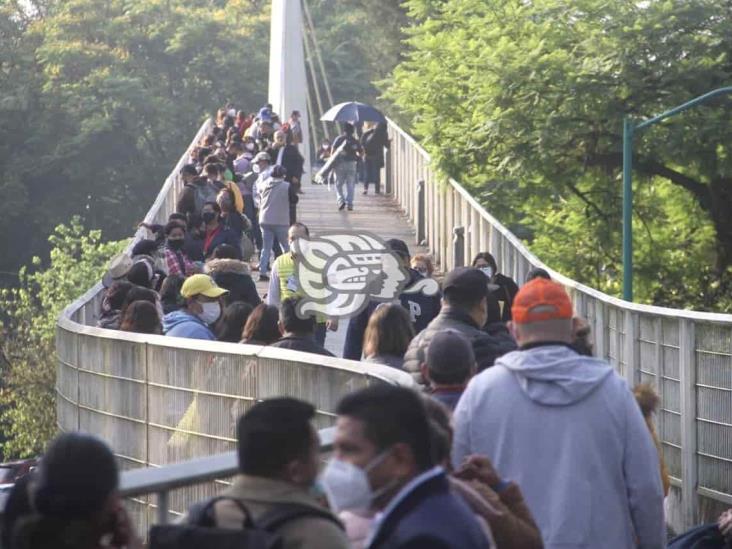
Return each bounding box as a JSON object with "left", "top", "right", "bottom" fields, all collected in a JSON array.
[
  {"left": 453, "top": 455, "right": 502, "bottom": 488},
  {"left": 326, "top": 318, "right": 339, "bottom": 331},
  {"left": 719, "top": 509, "right": 732, "bottom": 539}
]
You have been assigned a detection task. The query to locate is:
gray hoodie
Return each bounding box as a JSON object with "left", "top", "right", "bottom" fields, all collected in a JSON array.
[
  {"left": 452, "top": 344, "right": 665, "bottom": 549},
  {"left": 257, "top": 175, "right": 290, "bottom": 227}
]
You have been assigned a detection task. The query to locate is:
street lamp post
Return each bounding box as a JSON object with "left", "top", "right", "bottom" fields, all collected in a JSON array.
[{"left": 621, "top": 86, "right": 732, "bottom": 302}]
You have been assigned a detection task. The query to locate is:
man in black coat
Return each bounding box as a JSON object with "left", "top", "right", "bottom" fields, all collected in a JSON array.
[{"left": 269, "top": 297, "right": 334, "bottom": 357}]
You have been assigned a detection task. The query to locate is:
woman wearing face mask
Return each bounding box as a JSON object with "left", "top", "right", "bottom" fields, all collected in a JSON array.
[
  {"left": 410, "top": 253, "right": 435, "bottom": 278},
  {"left": 162, "top": 274, "right": 228, "bottom": 340},
  {"left": 163, "top": 222, "right": 196, "bottom": 277},
  {"left": 472, "top": 252, "right": 519, "bottom": 322},
  {"left": 201, "top": 201, "right": 242, "bottom": 260}
]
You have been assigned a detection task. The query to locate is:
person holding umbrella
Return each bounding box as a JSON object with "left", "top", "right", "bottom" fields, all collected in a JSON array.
[{"left": 330, "top": 122, "right": 363, "bottom": 211}]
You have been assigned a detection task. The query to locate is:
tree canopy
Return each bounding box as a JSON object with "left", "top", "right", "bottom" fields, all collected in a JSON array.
[{"left": 387, "top": 0, "right": 732, "bottom": 310}]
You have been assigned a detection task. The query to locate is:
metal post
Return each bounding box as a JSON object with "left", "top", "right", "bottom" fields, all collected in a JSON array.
[
  {"left": 453, "top": 226, "right": 465, "bottom": 269},
  {"left": 416, "top": 179, "right": 425, "bottom": 245},
  {"left": 157, "top": 490, "right": 169, "bottom": 525},
  {"left": 679, "top": 318, "right": 698, "bottom": 529},
  {"left": 622, "top": 116, "right": 634, "bottom": 302}
]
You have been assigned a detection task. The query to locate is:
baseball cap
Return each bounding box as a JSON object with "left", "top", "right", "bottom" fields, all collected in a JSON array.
[
  {"left": 426, "top": 330, "right": 475, "bottom": 380},
  {"left": 385, "top": 238, "right": 410, "bottom": 259},
  {"left": 512, "top": 278, "right": 573, "bottom": 324},
  {"left": 442, "top": 267, "right": 490, "bottom": 297},
  {"left": 253, "top": 151, "right": 271, "bottom": 163},
  {"left": 102, "top": 253, "right": 133, "bottom": 288},
  {"left": 180, "top": 274, "right": 228, "bottom": 299}
]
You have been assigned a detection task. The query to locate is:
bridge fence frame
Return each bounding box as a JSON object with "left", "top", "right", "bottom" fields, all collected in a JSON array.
[{"left": 386, "top": 119, "right": 732, "bottom": 531}]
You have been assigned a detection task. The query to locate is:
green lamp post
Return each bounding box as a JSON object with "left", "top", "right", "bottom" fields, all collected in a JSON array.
[{"left": 622, "top": 86, "right": 732, "bottom": 302}]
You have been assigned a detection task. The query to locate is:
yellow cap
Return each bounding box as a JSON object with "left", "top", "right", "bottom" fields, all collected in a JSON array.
[{"left": 180, "top": 274, "right": 228, "bottom": 299}]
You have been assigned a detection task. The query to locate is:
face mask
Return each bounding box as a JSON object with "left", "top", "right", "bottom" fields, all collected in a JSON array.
[
  {"left": 167, "top": 238, "right": 184, "bottom": 250},
  {"left": 202, "top": 212, "right": 217, "bottom": 224},
  {"left": 480, "top": 266, "right": 494, "bottom": 279},
  {"left": 320, "top": 450, "right": 392, "bottom": 513},
  {"left": 252, "top": 163, "right": 261, "bottom": 174},
  {"left": 416, "top": 268, "right": 428, "bottom": 277},
  {"left": 198, "top": 301, "right": 221, "bottom": 325}
]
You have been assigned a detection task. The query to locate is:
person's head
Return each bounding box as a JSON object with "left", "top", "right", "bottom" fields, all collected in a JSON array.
[
  {"left": 159, "top": 274, "right": 185, "bottom": 311},
  {"left": 201, "top": 201, "right": 221, "bottom": 227},
  {"left": 288, "top": 222, "right": 309, "bottom": 251},
  {"left": 211, "top": 243, "right": 239, "bottom": 260},
  {"left": 197, "top": 146, "right": 212, "bottom": 164},
  {"left": 509, "top": 278, "right": 575, "bottom": 347},
  {"left": 252, "top": 151, "right": 271, "bottom": 174},
  {"left": 125, "top": 260, "right": 155, "bottom": 289},
  {"left": 525, "top": 267, "right": 551, "bottom": 283},
  {"left": 273, "top": 130, "right": 287, "bottom": 147},
  {"left": 442, "top": 267, "right": 489, "bottom": 328},
  {"left": 420, "top": 330, "right": 476, "bottom": 389},
  {"left": 236, "top": 110, "right": 247, "bottom": 122},
  {"left": 120, "top": 286, "right": 158, "bottom": 319},
  {"left": 241, "top": 304, "right": 280, "bottom": 344},
  {"left": 204, "top": 162, "right": 223, "bottom": 180},
  {"left": 385, "top": 238, "right": 410, "bottom": 269},
  {"left": 279, "top": 297, "right": 315, "bottom": 336},
  {"left": 236, "top": 398, "right": 319, "bottom": 487},
  {"left": 321, "top": 139, "right": 330, "bottom": 149},
  {"left": 119, "top": 300, "right": 162, "bottom": 334},
  {"left": 216, "top": 301, "right": 254, "bottom": 343},
  {"left": 410, "top": 253, "right": 434, "bottom": 277},
  {"left": 363, "top": 303, "right": 415, "bottom": 359},
  {"left": 472, "top": 252, "right": 498, "bottom": 279},
  {"left": 103, "top": 281, "right": 133, "bottom": 312},
  {"left": 168, "top": 212, "right": 187, "bottom": 225},
  {"left": 164, "top": 222, "right": 186, "bottom": 250},
  {"left": 216, "top": 188, "right": 234, "bottom": 214},
  {"left": 31, "top": 433, "right": 119, "bottom": 528},
  {"left": 290, "top": 110, "right": 300, "bottom": 120},
  {"left": 270, "top": 164, "right": 287, "bottom": 179},
  {"left": 180, "top": 274, "right": 228, "bottom": 325},
  {"left": 342, "top": 122, "right": 355, "bottom": 136},
  {"left": 180, "top": 163, "right": 198, "bottom": 184},
  {"left": 216, "top": 107, "right": 227, "bottom": 125},
  {"left": 326, "top": 385, "right": 434, "bottom": 512},
  {"left": 364, "top": 121, "right": 376, "bottom": 131}
]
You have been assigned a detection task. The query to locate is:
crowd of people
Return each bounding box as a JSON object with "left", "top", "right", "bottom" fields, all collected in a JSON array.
[{"left": 9, "top": 105, "right": 731, "bottom": 548}]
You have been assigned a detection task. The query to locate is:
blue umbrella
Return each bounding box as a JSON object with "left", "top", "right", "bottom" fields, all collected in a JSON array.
[{"left": 320, "top": 101, "right": 386, "bottom": 123}]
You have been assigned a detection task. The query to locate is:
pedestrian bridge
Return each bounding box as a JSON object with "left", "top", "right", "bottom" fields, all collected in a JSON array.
[{"left": 56, "top": 115, "right": 732, "bottom": 534}]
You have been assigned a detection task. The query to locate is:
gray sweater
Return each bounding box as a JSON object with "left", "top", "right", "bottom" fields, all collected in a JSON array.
[{"left": 257, "top": 176, "right": 291, "bottom": 226}]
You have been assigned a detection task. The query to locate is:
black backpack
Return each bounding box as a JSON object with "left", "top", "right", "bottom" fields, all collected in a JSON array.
[{"left": 150, "top": 496, "right": 343, "bottom": 549}]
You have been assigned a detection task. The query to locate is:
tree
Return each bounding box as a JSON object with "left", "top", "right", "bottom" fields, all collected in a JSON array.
[
  {"left": 0, "top": 218, "right": 127, "bottom": 458},
  {"left": 387, "top": 0, "right": 732, "bottom": 310}
]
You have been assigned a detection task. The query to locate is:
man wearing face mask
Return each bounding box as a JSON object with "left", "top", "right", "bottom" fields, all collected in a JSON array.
[
  {"left": 162, "top": 274, "right": 227, "bottom": 340},
  {"left": 323, "top": 385, "right": 490, "bottom": 549},
  {"left": 181, "top": 398, "right": 350, "bottom": 549}
]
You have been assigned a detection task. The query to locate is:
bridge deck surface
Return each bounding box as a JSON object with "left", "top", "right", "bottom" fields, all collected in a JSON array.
[{"left": 254, "top": 180, "right": 429, "bottom": 356}]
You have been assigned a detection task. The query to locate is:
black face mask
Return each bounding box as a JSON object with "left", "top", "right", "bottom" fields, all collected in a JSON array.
[
  {"left": 202, "top": 212, "right": 217, "bottom": 224},
  {"left": 167, "top": 238, "right": 184, "bottom": 250}
]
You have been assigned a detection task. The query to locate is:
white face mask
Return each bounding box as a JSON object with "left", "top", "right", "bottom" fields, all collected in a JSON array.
[
  {"left": 252, "top": 163, "right": 261, "bottom": 174},
  {"left": 320, "top": 450, "right": 392, "bottom": 513},
  {"left": 198, "top": 301, "right": 221, "bottom": 325},
  {"left": 480, "top": 266, "right": 494, "bottom": 279}
]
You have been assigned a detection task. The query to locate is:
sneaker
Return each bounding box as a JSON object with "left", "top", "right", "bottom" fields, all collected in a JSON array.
[
  {"left": 338, "top": 202, "right": 346, "bottom": 211},
  {"left": 347, "top": 205, "right": 353, "bottom": 211},
  {"left": 258, "top": 273, "right": 269, "bottom": 282}
]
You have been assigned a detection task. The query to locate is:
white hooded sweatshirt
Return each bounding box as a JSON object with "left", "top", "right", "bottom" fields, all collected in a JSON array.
[{"left": 452, "top": 344, "right": 665, "bottom": 549}]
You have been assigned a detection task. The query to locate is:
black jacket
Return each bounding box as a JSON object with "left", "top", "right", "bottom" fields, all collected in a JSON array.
[
  {"left": 491, "top": 272, "right": 519, "bottom": 321},
  {"left": 269, "top": 334, "right": 334, "bottom": 357},
  {"left": 204, "top": 258, "right": 261, "bottom": 307},
  {"left": 367, "top": 470, "right": 489, "bottom": 549},
  {"left": 402, "top": 306, "right": 517, "bottom": 385}
]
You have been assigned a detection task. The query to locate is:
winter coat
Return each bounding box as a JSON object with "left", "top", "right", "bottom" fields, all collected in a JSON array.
[
  {"left": 366, "top": 468, "right": 490, "bottom": 549},
  {"left": 258, "top": 176, "right": 291, "bottom": 227},
  {"left": 186, "top": 474, "right": 349, "bottom": 549},
  {"left": 269, "top": 334, "right": 334, "bottom": 357},
  {"left": 162, "top": 310, "right": 215, "bottom": 341},
  {"left": 273, "top": 144, "right": 305, "bottom": 183},
  {"left": 490, "top": 273, "right": 519, "bottom": 322},
  {"left": 204, "top": 258, "right": 261, "bottom": 308},
  {"left": 452, "top": 344, "right": 666, "bottom": 549},
  {"left": 402, "top": 306, "right": 517, "bottom": 385},
  {"left": 343, "top": 269, "right": 441, "bottom": 361},
  {"left": 203, "top": 224, "right": 242, "bottom": 260}
]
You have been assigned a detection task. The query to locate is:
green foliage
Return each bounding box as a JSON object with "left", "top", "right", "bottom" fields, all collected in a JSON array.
[
  {"left": 387, "top": 0, "right": 732, "bottom": 311},
  {"left": 0, "top": 218, "right": 127, "bottom": 458}
]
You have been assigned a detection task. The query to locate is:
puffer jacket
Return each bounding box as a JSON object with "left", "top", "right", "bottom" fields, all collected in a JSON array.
[
  {"left": 204, "top": 258, "right": 261, "bottom": 307},
  {"left": 402, "top": 306, "right": 517, "bottom": 385}
]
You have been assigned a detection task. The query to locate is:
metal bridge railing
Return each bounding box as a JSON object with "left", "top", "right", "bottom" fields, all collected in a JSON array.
[
  {"left": 386, "top": 119, "right": 732, "bottom": 532},
  {"left": 55, "top": 117, "right": 414, "bottom": 533}
]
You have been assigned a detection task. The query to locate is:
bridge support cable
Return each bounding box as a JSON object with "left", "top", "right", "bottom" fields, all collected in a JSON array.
[
  {"left": 302, "top": 0, "right": 335, "bottom": 109},
  {"left": 302, "top": 11, "right": 330, "bottom": 143}
]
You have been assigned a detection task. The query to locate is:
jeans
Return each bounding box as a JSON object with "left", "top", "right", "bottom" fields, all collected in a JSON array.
[
  {"left": 364, "top": 157, "right": 382, "bottom": 193},
  {"left": 260, "top": 224, "right": 289, "bottom": 275},
  {"left": 335, "top": 160, "right": 358, "bottom": 208}
]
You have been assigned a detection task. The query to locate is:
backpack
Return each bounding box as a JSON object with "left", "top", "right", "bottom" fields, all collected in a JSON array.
[{"left": 149, "top": 496, "right": 343, "bottom": 549}]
